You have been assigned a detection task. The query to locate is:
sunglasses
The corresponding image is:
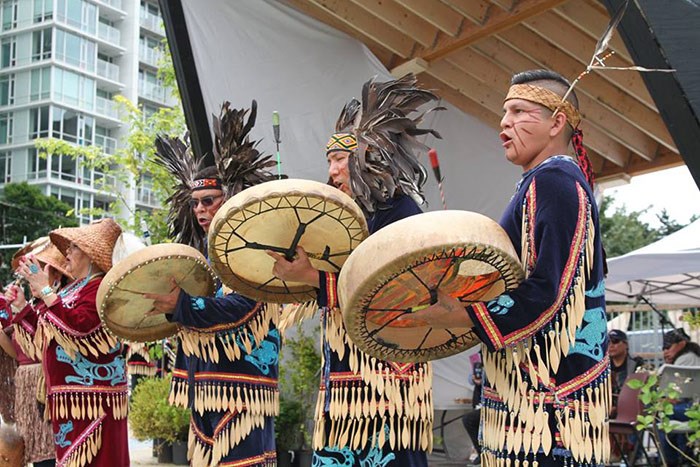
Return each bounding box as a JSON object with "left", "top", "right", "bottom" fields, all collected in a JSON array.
[{"left": 189, "top": 195, "right": 223, "bottom": 209}]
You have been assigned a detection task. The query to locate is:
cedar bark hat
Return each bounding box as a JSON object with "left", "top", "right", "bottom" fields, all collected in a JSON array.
[
  {"left": 50, "top": 219, "right": 122, "bottom": 273},
  {"left": 11, "top": 237, "right": 73, "bottom": 280}
]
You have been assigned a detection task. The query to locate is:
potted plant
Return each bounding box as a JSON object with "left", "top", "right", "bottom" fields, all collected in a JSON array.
[
  {"left": 278, "top": 326, "right": 321, "bottom": 467},
  {"left": 130, "top": 374, "right": 190, "bottom": 464}
]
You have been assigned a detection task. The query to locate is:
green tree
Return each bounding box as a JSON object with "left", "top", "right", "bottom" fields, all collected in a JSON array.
[
  {"left": 599, "top": 195, "right": 660, "bottom": 257},
  {"left": 0, "top": 182, "right": 78, "bottom": 281}
]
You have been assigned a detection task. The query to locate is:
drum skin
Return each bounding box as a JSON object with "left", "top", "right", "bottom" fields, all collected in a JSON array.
[
  {"left": 208, "top": 179, "right": 368, "bottom": 303},
  {"left": 97, "top": 243, "right": 217, "bottom": 342},
  {"left": 340, "top": 210, "right": 524, "bottom": 363}
]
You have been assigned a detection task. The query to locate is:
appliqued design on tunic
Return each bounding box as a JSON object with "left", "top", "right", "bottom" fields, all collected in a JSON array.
[
  {"left": 191, "top": 297, "right": 206, "bottom": 311},
  {"left": 56, "top": 345, "right": 127, "bottom": 386},
  {"left": 242, "top": 328, "right": 280, "bottom": 375},
  {"left": 312, "top": 425, "right": 397, "bottom": 467},
  {"left": 569, "top": 281, "right": 607, "bottom": 362},
  {"left": 0, "top": 309, "right": 8, "bottom": 320},
  {"left": 486, "top": 294, "right": 515, "bottom": 315},
  {"left": 54, "top": 421, "right": 73, "bottom": 447}
]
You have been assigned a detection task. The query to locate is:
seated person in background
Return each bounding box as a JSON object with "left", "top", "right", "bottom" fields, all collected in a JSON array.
[
  {"left": 609, "top": 329, "right": 645, "bottom": 416},
  {"left": 462, "top": 361, "right": 483, "bottom": 465},
  {"left": 659, "top": 329, "right": 700, "bottom": 466}
]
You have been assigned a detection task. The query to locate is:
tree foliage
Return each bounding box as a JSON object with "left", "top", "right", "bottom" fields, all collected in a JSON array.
[{"left": 0, "top": 182, "right": 78, "bottom": 281}]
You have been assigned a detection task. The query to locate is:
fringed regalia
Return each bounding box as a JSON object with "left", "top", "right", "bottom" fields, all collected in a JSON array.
[
  {"left": 464, "top": 157, "right": 609, "bottom": 466},
  {"left": 36, "top": 277, "right": 129, "bottom": 467},
  {"left": 311, "top": 194, "right": 433, "bottom": 467},
  {"left": 126, "top": 342, "right": 158, "bottom": 378},
  {"left": 168, "top": 290, "right": 280, "bottom": 467},
  {"left": 8, "top": 300, "right": 55, "bottom": 464}
]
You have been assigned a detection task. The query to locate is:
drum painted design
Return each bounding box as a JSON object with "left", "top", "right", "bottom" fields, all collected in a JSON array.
[
  {"left": 97, "top": 243, "right": 217, "bottom": 342},
  {"left": 208, "top": 179, "right": 368, "bottom": 303},
  {"left": 340, "top": 210, "right": 524, "bottom": 363}
]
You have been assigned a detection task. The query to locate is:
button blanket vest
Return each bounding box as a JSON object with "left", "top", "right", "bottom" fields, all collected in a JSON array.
[
  {"left": 36, "top": 277, "right": 130, "bottom": 467},
  {"left": 464, "top": 157, "right": 610, "bottom": 466},
  {"left": 168, "top": 290, "right": 280, "bottom": 466}
]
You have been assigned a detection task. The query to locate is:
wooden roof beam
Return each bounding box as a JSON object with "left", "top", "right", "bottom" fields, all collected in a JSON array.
[
  {"left": 406, "top": 0, "right": 567, "bottom": 62},
  {"left": 442, "top": 0, "right": 492, "bottom": 25},
  {"left": 282, "top": 0, "right": 396, "bottom": 63},
  {"left": 446, "top": 47, "right": 659, "bottom": 161},
  {"left": 474, "top": 34, "right": 676, "bottom": 152},
  {"left": 553, "top": 0, "right": 632, "bottom": 62},
  {"left": 488, "top": 0, "right": 516, "bottom": 12},
  {"left": 306, "top": 0, "right": 416, "bottom": 57},
  {"left": 522, "top": 11, "right": 655, "bottom": 109},
  {"left": 348, "top": 0, "right": 438, "bottom": 48},
  {"left": 393, "top": 0, "right": 463, "bottom": 36},
  {"left": 599, "top": 149, "right": 684, "bottom": 180}
]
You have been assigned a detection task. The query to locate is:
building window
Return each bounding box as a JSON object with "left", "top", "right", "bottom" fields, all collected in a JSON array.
[
  {"left": 51, "top": 153, "right": 77, "bottom": 183},
  {"left": 55, "top": 28, "right": 96, "bottom": 72},
  {"left": 32, "top": 29, "right": 52, "bottom": 62},
  {"left": 33, "top": 0, "right": 53, "bottom": 23},
  {"left": 141, "top": 0, "right": 159, "bottom": 16},
  {"left": 54, "top": 67, "right": 95, "bottom": 109},
  {"left": 56, "top": 0, "right": 96, "bottom": 35},
  {"left": 0, "top": 73, "right": 14, "bottom": 106},
  {"left": 0, "top": 151, "right": 11, "bottom": 183},
  {"left": 1, "top": 0, "right": 17, "bottom": 31},
  {"left": 28, "top": 147, "right": 48, "bottom": 178},
  {"left": 30, "top": 106, "right": 49, "bottom": 139},
  {"left": 51, "top": 107, "right": 94, "bottom": 146},
  {"left": 0, "top": 112, "right": 12, "bottom": 144},
  {"left": 1, "top": 37, "right": 16, "bottom": 68},
  {"left": 30, "top": 67, "right": 50, "bottom": 101}
]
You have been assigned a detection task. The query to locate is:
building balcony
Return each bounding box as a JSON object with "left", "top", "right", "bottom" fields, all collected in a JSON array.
[
  {"left": 138, "top": 81, "right": 167, "bottom": 103},
  {"left": 136, "top": 187, "right": 158, "bottom": 206},
  {"left": 97, "top": 22, "right": 121, "bottom": 47},
  {"left": 97, "top": 59, "right": 120, "bottom": 82},
  {"left": 95, "top": 96, "right": 120, "bottom": 119},
  {"left": 95, "top": 0, "right": 124, "bottom": 12},
  {"left": 139, "top": 44, "right": 163, "bottom": 67},
  {"left": 139, "top": 10, "right": 165, "bottom": 35},
  {"left": 95, "top": 134, "right": 117, "bottom": 155}
]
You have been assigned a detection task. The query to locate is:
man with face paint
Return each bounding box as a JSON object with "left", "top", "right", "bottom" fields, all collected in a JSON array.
[
  {"left": 397, "top": 69, "right": 609, "bottom": 466},
  {"left": 269, "top": 74, "right": 441, "bottom": 467}
]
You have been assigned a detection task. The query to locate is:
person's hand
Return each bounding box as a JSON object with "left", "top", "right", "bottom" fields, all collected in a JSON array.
[
  {"left": 16, "top": 255, "right": 50, "bottom": 299},
  {"left": 4, "top": 284, "right": 27, "bottom": 310},
  {"left": 143, "top": 278, "right": 181, "bottom": 316},
  {"left": 394, "top": 290, "right": 473, "bottom": 329},
  {"left": 266, "top": 247, "right": 319, "bottom": 287}
]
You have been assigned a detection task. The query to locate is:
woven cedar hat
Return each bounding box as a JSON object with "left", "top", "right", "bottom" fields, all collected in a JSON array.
[
  {"left": 11, "top": 238, "right": 73, "bottom": 280},
  {"left": 50, "top": 219, "right": 122, "bottom": 273}
]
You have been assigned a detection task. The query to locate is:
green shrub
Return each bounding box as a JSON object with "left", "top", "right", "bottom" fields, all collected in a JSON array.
[{"left": 130, "top": 375, "right": 190, "bottom": 443}]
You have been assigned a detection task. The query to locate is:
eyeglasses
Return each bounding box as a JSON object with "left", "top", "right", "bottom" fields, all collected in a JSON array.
[{"left": 189, "top": 195, "right": 223, "bottom": 209}]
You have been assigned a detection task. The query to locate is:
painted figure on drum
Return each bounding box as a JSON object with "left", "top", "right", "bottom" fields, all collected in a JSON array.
[
  {"left": 268, "top": 74, "right": 441, "bottom": 467},
  {"left": 398, "top": 70, "right": 610, "bottom": 467},
  {"left": 146, "top": 100, "right": 281, "bottom": 466}
]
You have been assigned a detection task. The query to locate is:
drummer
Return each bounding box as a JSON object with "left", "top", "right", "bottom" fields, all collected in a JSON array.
[
  {"left": 268, "top": 74, "right": 439, "bottom": 466},
  {"left": 397, "top": 70, "right": 609, "bottom": 466},
  {"left": 146, "top": 101, "right": 281, "bottom": 466}
]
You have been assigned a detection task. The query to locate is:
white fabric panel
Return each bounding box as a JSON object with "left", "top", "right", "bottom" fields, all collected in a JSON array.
[
  {"left": 180, "top": 0, "right": 519, "bottom": 220},
  {"left": 605, "top": 219, "right": 700, "bottom": 305},
  {"left": 180, "top": 0, "right": 521, "bottom": 407}
]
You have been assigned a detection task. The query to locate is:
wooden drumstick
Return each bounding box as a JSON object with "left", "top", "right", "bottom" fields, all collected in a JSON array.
[{"left": 428, "top": 149, "right": 447, "bottom": 210}]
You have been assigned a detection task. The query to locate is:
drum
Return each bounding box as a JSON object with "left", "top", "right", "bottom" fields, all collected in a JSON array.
[
  {"left": 208, "top": 179, "right": 369, "bottom": 303},
  {"left": 0, "top": 425, "right": 23, "bottom": 467},
  {"left": 340, "top": 210, "right": 524, "bottom": 363},
  {"left": 97, "top": 243, "right": 218, "bottom": 342}
]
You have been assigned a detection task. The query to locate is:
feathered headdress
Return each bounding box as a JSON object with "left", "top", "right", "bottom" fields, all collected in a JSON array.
[
  {"left": 327, "top": 73, "right": 444, "bottom": 213},
  {"left": 153, "top": 100, "right": 277, "bottom": 252}
]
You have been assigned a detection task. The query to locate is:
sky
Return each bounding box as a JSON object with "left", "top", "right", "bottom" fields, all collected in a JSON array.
[{"left": 603, "top": 166, "right": 700, "bottom": 227}]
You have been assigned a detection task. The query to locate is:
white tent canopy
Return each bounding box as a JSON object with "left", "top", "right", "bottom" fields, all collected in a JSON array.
[{"left": 605, "top": 218, "right": 700, "bottom": 306}]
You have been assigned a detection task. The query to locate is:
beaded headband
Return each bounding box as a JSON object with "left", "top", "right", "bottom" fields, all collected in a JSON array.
[
  {"left": 326, "top": 133, "right": 358, "bottom": 155},
  {"left": 505, "top": 84, "right": 581, "bottom": 128}
]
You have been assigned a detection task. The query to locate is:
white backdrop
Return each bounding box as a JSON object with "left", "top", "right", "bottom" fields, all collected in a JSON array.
[{"left": 179, "top": 0, "right": 521, "bottom": 408}]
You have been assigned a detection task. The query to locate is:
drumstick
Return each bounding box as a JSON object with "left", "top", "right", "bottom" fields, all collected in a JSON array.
[
  {"left": 428, "top": 149, "right": 447, "bottom": 210},
  {"left": 272, "top": 111, "right": 282, "bottom": 179}
]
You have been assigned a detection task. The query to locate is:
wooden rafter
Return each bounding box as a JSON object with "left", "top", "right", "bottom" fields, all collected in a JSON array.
[
  {"left": 348, "top": 0, "right": 438, "bottom": 48},
  {"left": 406, "top": 0, "right": 567, "bottom": 62},
  {"left": 394, "top": 0, "right": 463, "bottom": 37},
  {"left": 521, "top": 11, "right": 655, "bottom": 108},
  {"left": 442, "top": 0, "right": 492, "bottom": 25}
]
